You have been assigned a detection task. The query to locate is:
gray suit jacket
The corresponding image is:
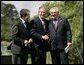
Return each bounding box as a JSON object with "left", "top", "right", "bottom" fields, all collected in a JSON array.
[
  {"left": 49, "top": 16, "right": 72, "bottom": 50},
  {"left": 11, "top": 18, "right": 31, "bottom": 54}
]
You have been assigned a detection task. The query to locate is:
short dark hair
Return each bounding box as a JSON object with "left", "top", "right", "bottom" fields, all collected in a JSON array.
[
  {"left": 20, "top": 9, "right": 30, "bottom": 17},
  {"left": 39, "top": 6, "right": 45, "bottom": 10}
]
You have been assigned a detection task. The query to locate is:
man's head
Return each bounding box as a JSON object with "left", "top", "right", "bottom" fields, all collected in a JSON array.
[
  {"left": 38, "top": 7, "right": 46, "bottom": 18},
  {"left": 50, "top": 7, "right": 59, "bottom": 20},
  {"left": 20, "top": 9, "right": 30, "bottom": 22}
]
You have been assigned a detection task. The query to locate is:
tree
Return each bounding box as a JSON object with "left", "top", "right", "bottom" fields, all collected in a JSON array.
[{"left": 1, "top": 2, "right": 19, "bottom": 41}]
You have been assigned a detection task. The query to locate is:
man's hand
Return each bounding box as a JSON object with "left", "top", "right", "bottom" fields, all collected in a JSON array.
[
  {"left": 44, "top": 35, "right": 49, "bottom": 40},
  {"left": 24, "top": 40, "right": 29, "bottom": 46},
  {"left": 28, "top": 38, "right": 33, "bottom": 43},
  {"left": 67, "top": 42, "right": 72, "bottom": 47},
  {"left": 42, "top": 35, "right": 49, "bottom": 41}
]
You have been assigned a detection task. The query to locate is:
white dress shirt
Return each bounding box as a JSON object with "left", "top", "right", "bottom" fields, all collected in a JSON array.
[
  {"left": 20, "top": 18, "right": 26, "bottom": 28},
  {"left": 53, "top": 18, "right": 58, "bottom": 29},
  {"left": 39, "top": 16, "right": 45, "bottom": 30}
]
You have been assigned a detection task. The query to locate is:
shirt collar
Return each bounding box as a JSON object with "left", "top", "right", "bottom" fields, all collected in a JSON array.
[
  {"left": 54, "top": 17, "right": 58, "bottom": 21},
  {"left": 39, "top": 16, "right": 42, "bottom": 21},
  {"left": 39, "top": 16, "right": 45, "bottom": 21},
  {"left": 20, "top": 18, "right": 25, "bottom": 24}
]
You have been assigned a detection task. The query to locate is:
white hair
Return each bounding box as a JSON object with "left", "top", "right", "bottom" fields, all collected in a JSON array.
[{"left": 50, "top": 7, "right": 59, "bottom": 13}]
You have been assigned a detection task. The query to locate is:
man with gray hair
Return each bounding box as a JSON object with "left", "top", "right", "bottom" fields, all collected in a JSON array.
[{"left": 48, "top": 7, "right": 72, "bottom": 64}]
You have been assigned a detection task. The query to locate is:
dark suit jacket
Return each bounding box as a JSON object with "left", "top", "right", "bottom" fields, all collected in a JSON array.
[
  {"left": 30, "top": 16, "right": 49, "bottom": 51},
  {"left": 11, "top": 18, "right": 31, "bottom": 54},
  {"left": 49, "top": 16, "right": 72, "bottom": 50}
]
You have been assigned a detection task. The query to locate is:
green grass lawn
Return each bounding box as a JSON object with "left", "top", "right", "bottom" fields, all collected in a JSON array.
[{"left": 27, "top": 52, "right": 52, "bottom": 64}]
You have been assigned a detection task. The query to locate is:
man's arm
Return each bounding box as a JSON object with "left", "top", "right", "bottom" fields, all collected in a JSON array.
[
  {"left": 65, "top": 18, "right": 72, "bottom": 46},
  {"left": 12, "top": 23, "right": 24, "bottom": 45},
  {"left": 30, "top": 20, "right": 42, "bottom": 40}
]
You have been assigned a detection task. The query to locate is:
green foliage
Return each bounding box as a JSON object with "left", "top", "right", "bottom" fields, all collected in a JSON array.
[{"left": 1, "top": 2, "right": 19, "bottom": 41}]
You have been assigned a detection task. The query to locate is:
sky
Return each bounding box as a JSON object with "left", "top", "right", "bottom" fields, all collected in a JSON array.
[{"left": 2, "top": 1, "right": 47, "bottom": 18}]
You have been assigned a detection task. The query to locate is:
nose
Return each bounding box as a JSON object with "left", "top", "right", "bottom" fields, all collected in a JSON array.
[
  {"left": 51, "top": 14, "right": 55, "bottom": 16},
  {"left": 52, "top": 12, "right": 55, "bottom": 15}
]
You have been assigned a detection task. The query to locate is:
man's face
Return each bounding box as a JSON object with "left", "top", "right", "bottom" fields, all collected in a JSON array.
[
  {"left": 50, "top": 9, "right": 59, "bottom": 20},
  {"left": 24, "top": 13, "right": 30, "bottom": 22},
  {"left": 39, "top": 8, "right": 46, "bottom": 18}
]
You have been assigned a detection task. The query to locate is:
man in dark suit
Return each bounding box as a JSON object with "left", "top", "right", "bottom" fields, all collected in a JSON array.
[
  {"left": 48, "top": 7, "right": 72, "bottom": 64},
  {"left": 11, "top": 9, "right": 33, "bottom": 64},
  {"left": 30, "top": 7, "right": 49, "bottom": 64}
]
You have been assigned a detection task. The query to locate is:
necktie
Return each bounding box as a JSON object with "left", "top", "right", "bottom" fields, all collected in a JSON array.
[
  {"left": 41, "top": 19, "right": 45, "bottom": 30},
  {"left": 24, "top": 22, "right": 27, "bottom": 28},
  {"left": 42, "top": 21, "right": 45, "bottom": 30}
]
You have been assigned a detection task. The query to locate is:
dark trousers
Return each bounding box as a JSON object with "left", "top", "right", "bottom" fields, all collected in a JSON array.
[
  {"left": 12, "top": 53, "right": 28, "bottom": 64},
  {"left": 50, "top": 49, "right": 69, "bottom": 64},
  {"left": 31, "top": 46, "right": 46, "bottom": 64}
]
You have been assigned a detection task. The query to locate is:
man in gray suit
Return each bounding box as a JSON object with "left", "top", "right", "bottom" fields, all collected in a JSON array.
[
  {"left": 11, "top": 9, "right": 33, "bottom": 64},
  {"left": 48, "top": 7, "right": 72, "bottom": 64}
]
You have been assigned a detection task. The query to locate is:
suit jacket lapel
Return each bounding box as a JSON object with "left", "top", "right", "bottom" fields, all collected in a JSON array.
[
  {"left": 55, "top": 17, "right": 62, "bottom": 32},
  {"left": 38, "top": 17, "right": 46, "bottom": 32},
  {"left": 50, "top": 21, "right": 56, "bottom": 32},
  {"left": 51, "top": 20, "right": 56, "bottom": 31},
  {"left": 19, "top": 19, "right": 27, "bottom": 32}
]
